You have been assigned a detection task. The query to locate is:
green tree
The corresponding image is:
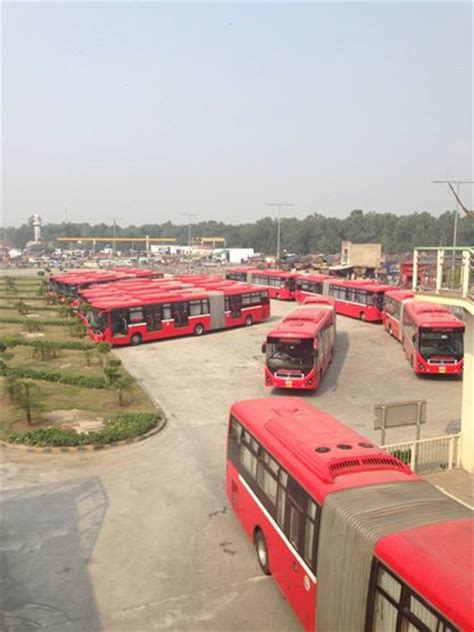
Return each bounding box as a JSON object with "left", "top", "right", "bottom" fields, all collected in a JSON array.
[
  {"left": 96, "top": 342, "right": 112, "bottom": 367},
  {"left": 114, "top": 374, "right": 134, "bottom": 407},
  {"left": 13, "top": 381, "right": 43, "bottom": 426}
]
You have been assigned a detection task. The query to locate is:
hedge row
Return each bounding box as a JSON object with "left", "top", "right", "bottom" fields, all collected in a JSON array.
[
  {"left": 0, "top": 305, "right": 58, "bottom": 312},
  {"left": 7, "top": 412, "right": 162, "bottom": 446},
  {"left": 0, "top": 295, "right": 48, "bottom": 301},
  {"left": 5, "top": 366, "right": 107, "bottom": 389},
  {"left": 0, "top": 336, "right": 95, "bottom": 351},
  {"left": 0, "top": 316, "right": 71, "bottom": 326}
]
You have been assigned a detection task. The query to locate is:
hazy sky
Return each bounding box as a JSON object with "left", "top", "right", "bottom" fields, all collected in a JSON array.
[{"left": 3, "top": 2, "right": 472, "bottom": 227}]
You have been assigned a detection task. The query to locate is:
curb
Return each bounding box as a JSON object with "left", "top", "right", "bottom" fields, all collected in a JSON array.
[{"left": 0, "top": 416, "right": 167, "bottom": 454}]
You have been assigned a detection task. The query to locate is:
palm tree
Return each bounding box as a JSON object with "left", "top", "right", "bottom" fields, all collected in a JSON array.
[
  {"left": 14, "top": 381, "right": 43, "bottom": 426},
  {"left": 115, "top": 374, "right": 134, "bottom": 407}
]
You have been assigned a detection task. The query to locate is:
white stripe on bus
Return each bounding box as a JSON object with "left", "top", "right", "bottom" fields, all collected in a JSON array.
[{"left": 238, "top": 474, "right": 317, "bottom": 584}]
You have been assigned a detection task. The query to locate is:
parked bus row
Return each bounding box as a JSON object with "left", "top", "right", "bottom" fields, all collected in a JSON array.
[
  {"left": 225, "top": 268, "right": 393, "bottom": 322},
  {"left": 262, "top": 298, "right": 336, "bottom": 391},
  {"left": 77, "top": 278, "right": 271, "bottom": 346},
  {"left": 383, "top": 290, "right": 464, "bottom": 375},
  {"left": 227, "top": 397, "right": 473, "bottom": 631},
  {"left": 49, "top": 268, "right": 164, "bottom": 298}
]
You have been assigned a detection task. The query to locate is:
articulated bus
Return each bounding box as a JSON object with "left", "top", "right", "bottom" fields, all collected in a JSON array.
[
  {"left": 86, "top": 284, "right": 270, "bottom": 345},
  {"left": 382, "top": 290, "right": 415, "bottom": 340},
  {"left": 296, "top": 275, "right": 393, "bottom": 321},
  {"left": 226, "top": 398, "right": 472, "bottom": 632},
  {"left": 225, "top": 268, "right": 298, "bottom": 300},
  {"left": 398, "top": 300, "right": 464, "bottom": 375},
  {"left": 262, "top": 300, "right": 335, "bottom": 390},
  {"left": 49, "top": 269, "right": 163, "bottom": 298}
]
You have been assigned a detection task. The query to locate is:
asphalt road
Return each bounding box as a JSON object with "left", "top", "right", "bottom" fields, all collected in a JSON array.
[{"left": 1, "top": 301, "right": 462, "bottom": 631}]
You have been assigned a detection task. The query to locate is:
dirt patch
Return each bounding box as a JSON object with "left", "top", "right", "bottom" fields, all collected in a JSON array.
[
  {"left": 24, "top": 332, "right": 45, "bottom": 338},
  {"left": 45, "top": 409, "right": 105, "bottom": 433}
]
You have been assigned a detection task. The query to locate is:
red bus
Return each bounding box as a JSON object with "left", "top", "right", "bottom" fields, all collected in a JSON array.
[
  {"left": 382, "top": 289, "right": 415, "bottom": 340},
  {"left": 86, "top": 284, "right": 270, "bottom": 345},
  {"left": 49, "top": 269, "right": 163, "bottom": 298},
  {"left": 225, "top": 268, "right": 298, "bottom": 300},
  {"left": 400, "top": 301, "right": 464, "bottom": 375},
  {"left": 226, "top": 398, "right": 472, "bottom": 631},
  {"left": 262, "top": 301, "right": 336, "bottom": 390},
  {"left": 296, "top": 275, "right": 393, "bottom": 321}
]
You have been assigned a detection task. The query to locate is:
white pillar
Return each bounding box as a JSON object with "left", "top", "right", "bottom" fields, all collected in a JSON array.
[{"left": 460, "top": 310, "right": 474, "bottom": 472}]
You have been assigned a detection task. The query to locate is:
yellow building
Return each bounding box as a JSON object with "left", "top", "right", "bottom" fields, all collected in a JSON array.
[{"left": 413, "top": 247, "right": 474, "bottom": 472}]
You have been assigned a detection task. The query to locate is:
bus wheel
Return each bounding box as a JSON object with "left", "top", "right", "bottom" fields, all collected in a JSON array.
[
  {"left": 359, "top": 312, "right": 366, "bottom": 321},
  {"left": 245, "top": 315, "right": 253, "bottom": 326},
  {"left": 254, "top": 529, "right": 271, "bottom": 575},
  {"left": 194, "top": 323, "right": 204, "bottom": 336},
  {"left": 130, "top": 333, "right": 142, "bottom": 346}
]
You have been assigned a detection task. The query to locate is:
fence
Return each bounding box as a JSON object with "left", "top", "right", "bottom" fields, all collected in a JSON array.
[
  {"left": 413, "top": 247, "right": 473, "bottom": 301},
  {"left": 382, "top": 433, "right": 460, "bottom": 474}
]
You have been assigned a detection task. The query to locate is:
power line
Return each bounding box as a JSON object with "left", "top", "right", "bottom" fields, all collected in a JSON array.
[{"left": 265, "top": 202, "right": 293, "bottom": 261}]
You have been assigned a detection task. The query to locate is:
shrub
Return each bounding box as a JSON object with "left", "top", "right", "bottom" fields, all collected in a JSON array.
[
  {"left": 0, "top": 316, "right": 70, "bottom": 326},
  {"left": 5, "top": 366, "right": 107, "bottom": 389},
  {"left": 0, "top": 336, "right": 94, "bottom": 351},
  {"left": 7, "top": 412, "right": 162, "bottom": 446}
]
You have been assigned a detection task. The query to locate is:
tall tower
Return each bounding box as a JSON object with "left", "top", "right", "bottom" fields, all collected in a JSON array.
[{"left": 30, "top": 214, "right": 42, "bottom": 243}]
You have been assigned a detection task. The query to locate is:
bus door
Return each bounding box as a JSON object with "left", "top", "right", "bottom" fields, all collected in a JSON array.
[
  {"left": 172, "top": 302, "right": 189, "bottom": 328},
  {"left": 111, "top": 309, "right": 128, "bottom": 338},
  {"left": 143, "top": 305, "right": 162, "bottom": 332},
  {"left": 228, "top": 295, "right": 242, "bottom": 319},
  {"left": 280, "top": 479, "right": 316, "bottom": 630}
]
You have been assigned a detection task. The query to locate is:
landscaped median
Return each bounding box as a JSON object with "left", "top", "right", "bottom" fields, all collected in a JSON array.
[{"left": 0, "top": 273, "right": 165, "bottom": 450}]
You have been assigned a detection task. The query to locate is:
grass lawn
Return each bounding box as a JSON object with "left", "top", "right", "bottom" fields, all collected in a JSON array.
[
  {"left": 0, "top": 276, "right": 159, "bottom": 444},
  {"left": 0, "top": 377, "right": 155, "bottom": 438},
  {"left": 8, "top": 345, "right": 105, "bottom": 378}
]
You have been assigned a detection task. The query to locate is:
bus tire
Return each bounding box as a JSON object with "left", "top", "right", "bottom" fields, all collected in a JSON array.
[
  {"left": 254, "top": 529, "right": 271, "bottom": 575},
  {"left": 359, "top": 312, "right": 366, "bottom": 321},
  {"left": 194, "top": 323, "right": 204, "bottom": 336},
  {"left": 245, "top": 315, "right": 253, "bottom": 326},
  {"left": 130, "top": 333, "right": 142, "bottom": 346}
]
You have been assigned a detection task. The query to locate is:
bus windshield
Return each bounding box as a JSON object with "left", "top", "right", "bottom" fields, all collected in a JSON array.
[
  {"left": 89, "top": 309, "right": 108, "bottom": 333},
  {"left": 419, "top": 329, "right": 464, "bottom": 359},
  {"left": 266, "top": 338, "right": 314, "bottom": 371}
]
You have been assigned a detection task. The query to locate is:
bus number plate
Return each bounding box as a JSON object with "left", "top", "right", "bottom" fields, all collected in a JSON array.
[
  {"left": 285, "top": 380, "right": 293, "bottom": 388},
  {"left": 438, "top": 367, "right": 446, "bottom": 373}
]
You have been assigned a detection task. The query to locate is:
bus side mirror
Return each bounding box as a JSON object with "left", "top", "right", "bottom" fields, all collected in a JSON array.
[
  {"left": 314, "top": 348, "right": 319, "bottom": 358},
  {"left": 412, "top": 334, "right": 417, "bottom": 343},
  {"left": 261, "top": 343, "right": 267, "bottom": 353}
]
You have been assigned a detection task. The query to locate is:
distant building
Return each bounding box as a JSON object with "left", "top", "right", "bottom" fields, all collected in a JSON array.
[{"left": 341, "top": 241, "right": 382, "bottom": 268}]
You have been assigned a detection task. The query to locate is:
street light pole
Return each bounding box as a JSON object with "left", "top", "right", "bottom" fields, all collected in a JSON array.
[
  {"left": 180, "top": 213, "right": 199, "bottom": 272},
  {"left": 265, "top": 202, "right": 293, "bottom": 262},
  {"left": 433, "top": 180, "right": 473, "bottom": 247},
  {"left": 107, "top": 218, "right": 122, "bottom": 256}
]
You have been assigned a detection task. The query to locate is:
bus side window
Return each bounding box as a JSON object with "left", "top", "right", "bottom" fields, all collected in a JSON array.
[
  {"left": 163, "top": 304, "right": 172, "bottom": 320},
  {"left": 276, "top": 470, "right": 288, "bottom": 527},
  {"left": 240, "top": 431, "right": 258, "bottom": 479}
]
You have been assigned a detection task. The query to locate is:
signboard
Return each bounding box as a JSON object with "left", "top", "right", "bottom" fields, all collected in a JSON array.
[
  {"left": 374, "top": 400, "right": 426, "bottom": 445},
  {"left": 374, "top": 400, "right": 426, "bottom": 430}
]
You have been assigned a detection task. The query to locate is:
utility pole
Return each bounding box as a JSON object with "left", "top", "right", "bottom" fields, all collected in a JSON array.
[
  {"left": 433, "top": 180, "right": 473, "bottom": 248},
  {"left": 265, "top": 202, "right": 293, "bottom": 262},
  {"left": 108, "top": 218, "right": 122, "bottom": 256},
  {"left": 180, "top": 213, "right": 199, "bottom": 272}
]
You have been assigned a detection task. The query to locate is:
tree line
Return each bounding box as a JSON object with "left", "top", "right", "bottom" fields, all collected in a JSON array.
[{"left": 3, "top": 210, "right": 473, "bottom": 255}]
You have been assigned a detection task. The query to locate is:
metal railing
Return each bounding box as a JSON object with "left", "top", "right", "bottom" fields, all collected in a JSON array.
[
  {"left": 413, "top": 247, "right": 473, "bottom": 301},
  {"left": 382, "top": 433, "right": 460, "bottom": 474}
]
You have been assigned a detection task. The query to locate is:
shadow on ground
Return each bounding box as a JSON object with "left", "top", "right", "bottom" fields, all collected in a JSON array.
[
  {"left": 271, "top": 330, "right": 350, "bottom": 399},
  {"left": 0, "top": 477, "right": 107, "bottom": 632}
]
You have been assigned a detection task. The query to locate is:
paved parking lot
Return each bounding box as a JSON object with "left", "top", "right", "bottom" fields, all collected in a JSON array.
[{"left": 1, "top": 301, "right": 462, "bottom": 631}]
